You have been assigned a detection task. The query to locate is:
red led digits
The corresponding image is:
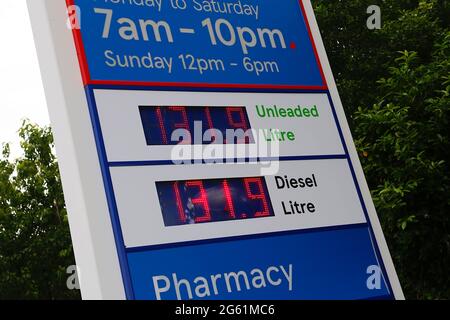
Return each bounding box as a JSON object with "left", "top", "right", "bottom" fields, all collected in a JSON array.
[
  {"left": 204, "top": 107, "right": 217, "bottom": 143},
  {"left": 185, "top": 180, "right": 212, "bottom": 223},
  {"left": 155, "top": 107, "right": 168, "bottom": 145},
  {"left": 173, "top": 182, "right": 186, "bottom": 223},
  {"left": 226, "top": 107, "right": 250, "bottom": 143},
  {"left": 140, "top": 106, "right": 252, "bottom": 145},
  {"left": 244, "top": 177, "right": 271, "bottom": 217},
  {"left": 169, "top": 106, "right": 191, "bottom": 144},
  {"left": 169, "top": 106, "right": 190, "bottom": 130},
  {"left": 226, "top": 107, "right": 249, "bottom": 131},
  {"left": 204, "top": 107, "right": 214, "bottom": 130},
  {"left": 157, "top": 177, "right": 274, "bottom": 226},
  {"left": 222, "top": 179, "right": 236, "bottom": 219}
]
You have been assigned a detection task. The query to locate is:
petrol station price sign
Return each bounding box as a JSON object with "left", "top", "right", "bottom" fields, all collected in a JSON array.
[{"left": 28, "top": 0, "right": 404, "bottom": 300}]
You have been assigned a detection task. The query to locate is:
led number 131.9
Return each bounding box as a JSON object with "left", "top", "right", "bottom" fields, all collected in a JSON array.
[
  {"left": 156, "top": 177, "right": 275, "bottom": 227},
  {"left": 139, "top": 106, "right": 253, "bottom": 145}
]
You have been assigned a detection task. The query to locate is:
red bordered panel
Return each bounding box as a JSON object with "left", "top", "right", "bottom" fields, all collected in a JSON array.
[{"left": 65, "top": 0, "right": 328, "bottom": 90}]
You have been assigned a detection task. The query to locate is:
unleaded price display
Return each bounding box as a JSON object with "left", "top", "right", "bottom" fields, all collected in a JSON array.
[{"left": 139, "top": 106, "right": 253, "bottom": 145}]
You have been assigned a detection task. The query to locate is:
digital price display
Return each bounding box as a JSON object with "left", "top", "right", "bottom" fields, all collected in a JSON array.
[
  {"left": 139, "top": 106, "right": 253, "bottom": 145},
  {"left": 156, "top": 177, "right": 274, "bottom": 226}
]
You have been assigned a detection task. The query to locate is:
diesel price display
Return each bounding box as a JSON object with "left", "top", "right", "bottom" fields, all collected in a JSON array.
[{"left": 156, "top": 177, "right": 275, "bottom": 226}]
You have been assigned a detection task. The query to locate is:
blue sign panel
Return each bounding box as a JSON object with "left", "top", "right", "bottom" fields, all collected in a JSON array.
[
  {"left": 70, "top": 0, "right": 325, "bottom": 88},
  {"left": 127, "top": 226, "right": 390, "bottom": 300}
]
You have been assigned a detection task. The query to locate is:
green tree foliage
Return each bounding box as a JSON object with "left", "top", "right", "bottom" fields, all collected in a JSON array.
[
  {"left": 354, "top": 40, "right": 450, "bottom": 299},
  {"left": 0, "top": 122, "right": 80, "bottom": 299},
  {"left": 316, "top": 0, "right": 449, "bottom": 299},
  {"left": 314, "top": 0, "right": 448, "bottom": 124}
]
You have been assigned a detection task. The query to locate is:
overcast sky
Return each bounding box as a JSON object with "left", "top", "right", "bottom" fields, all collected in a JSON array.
[{"left": 0, "top": 1, "right": 49, "bottom": 158}]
